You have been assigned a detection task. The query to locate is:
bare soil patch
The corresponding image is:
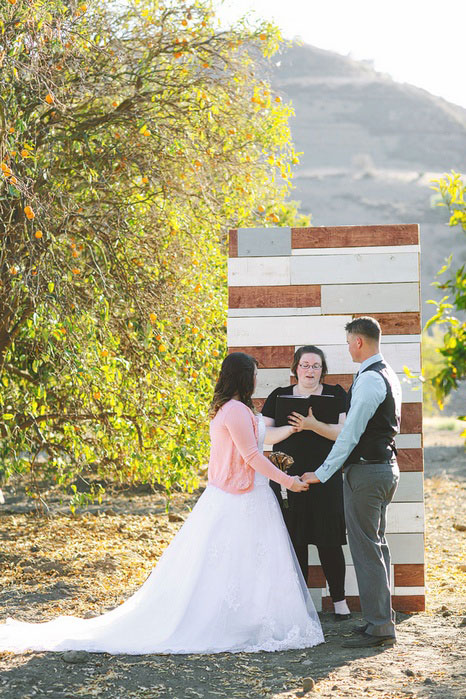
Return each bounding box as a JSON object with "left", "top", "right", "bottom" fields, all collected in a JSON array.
[{"left": 0, "top": 426, "right": 464, "bottom": 699}]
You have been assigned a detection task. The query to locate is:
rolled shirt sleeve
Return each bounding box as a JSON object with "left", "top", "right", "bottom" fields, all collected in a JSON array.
[{"left": 314, "top": 370, "right": 387, "bottom": 483}]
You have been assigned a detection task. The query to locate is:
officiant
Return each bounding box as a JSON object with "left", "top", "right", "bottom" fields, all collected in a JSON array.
[{"left": 262, "top": 345, "right": 351, "bottom": 620}]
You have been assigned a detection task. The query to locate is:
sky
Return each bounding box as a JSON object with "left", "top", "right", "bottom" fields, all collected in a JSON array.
[{"left": 218, "top": 0, "right": 466, "bottom": 110}]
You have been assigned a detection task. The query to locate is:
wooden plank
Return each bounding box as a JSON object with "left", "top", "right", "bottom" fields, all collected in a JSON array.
[
  {"left": 253, "top": 398, "right": 265, "bottom": 412},
  {"left": 293, "top": 245, "right": 420, "bottom": 256},
  {"left": 395, "top": 434, "right": 422, "bottom": 449},
  {"left": 353, "top": 312, "right": 421, "bottom": 334},
  {"left": 321, "top": 282, "right": 420, "bottom": 313},
  {"left": 294, "top": 343, "right": 420, "bottom": 374},
  {"left": 385, "top": 534, "right": 425, "bottom": 564},
  {"left": 254, "top": 368, "right": 291, "bottom": 398},
  {"left": 392, "top": 472, "right": 424, "bottom": 503},
  {"left": 292, "top": 224, "right": 419, "bottom": 249},
  {"left": 228, "top": 345, "right": 295, "bottom": 368},
  {"left": 323, "top": 594, "right": 425, "bottom": 612},
  {"left": 229, "top": 229, "right": 238, "bottom": 258},
  {"left": 394, "top": 564, "right": 425, "bottom": 586},
  {"left": 291, "top": 252, "right": 419, "bottom": 285},
  {"left": 229, "top": 285, "right": 321, "bottom": 309},
  {"left": 324, "top": 374, "right": 353, "bottom": 391},
  {"left": 228, "top": 256, "right": 291, "bottom": 287},
  {"left": 227, "top": 315, "right": 352, "bottom": 347},
  {"left": 385, "top": 503, "right": 424, "bottom": 533},
  {"left": 307, "top": 565, "right": 327, "bottom": 588},
  {"left": 237, "top": 227, "right": 291, "bottom": 257},
  {"left": 228, "top": 307, "right": 322, "bottom": 317},
  {"left": 392, "top": 595, "right": 425, "bottom": 612},
  {"left": 397, "top": 448, "right": 423, "bottom": 472},
  {"left": 401, "top": 403, "right": 423, "bottom": 434}
]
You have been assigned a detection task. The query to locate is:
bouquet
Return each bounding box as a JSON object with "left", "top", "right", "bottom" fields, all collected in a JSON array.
[{"left": 267, "top": 451, "right": 294, "bottom": 508}]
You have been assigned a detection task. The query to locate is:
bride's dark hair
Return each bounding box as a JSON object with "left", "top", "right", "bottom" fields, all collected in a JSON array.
[{"left": 210, "top": 352, "right": 258, "bottom": 417}]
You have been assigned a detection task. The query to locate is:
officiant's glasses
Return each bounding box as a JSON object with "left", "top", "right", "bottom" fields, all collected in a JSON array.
[{"left": 298, "top": 363, "right": 322, "bottom": 370}]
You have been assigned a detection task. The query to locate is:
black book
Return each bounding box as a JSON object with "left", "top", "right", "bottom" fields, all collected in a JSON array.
[{"left": 275, "top": 394, "right": 340, "bottom": 427}]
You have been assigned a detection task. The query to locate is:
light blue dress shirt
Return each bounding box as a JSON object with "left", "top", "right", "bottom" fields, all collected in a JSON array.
[{"left": 314, "top": 352, "right": 401, "bottom": 483}]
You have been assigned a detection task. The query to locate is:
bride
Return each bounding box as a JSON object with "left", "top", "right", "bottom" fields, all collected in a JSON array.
[{"left": 0, "top": 352, "right": 324, "bottom": 655}]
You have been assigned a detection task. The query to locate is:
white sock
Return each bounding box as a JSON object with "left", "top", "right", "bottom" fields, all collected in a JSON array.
[{"left": 334, "top": 599, "right": 351, "bottom": 615}]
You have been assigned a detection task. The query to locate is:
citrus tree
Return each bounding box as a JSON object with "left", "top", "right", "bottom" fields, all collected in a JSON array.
[
  {"left": 0, "top": 0, "right": 307, "bottom": 509},
  {"left": 426, "top": 172, "right": 465, "bottom": 433}
]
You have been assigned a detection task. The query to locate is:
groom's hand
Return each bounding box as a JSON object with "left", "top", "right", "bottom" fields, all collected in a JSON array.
[{"left": 302, "top": 471, "right": 321, "bottom": 484}]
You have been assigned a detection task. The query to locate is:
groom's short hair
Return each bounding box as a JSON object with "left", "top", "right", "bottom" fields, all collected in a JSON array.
[{"left": 345, "top": 316, "right": 381, "bottom": 341}]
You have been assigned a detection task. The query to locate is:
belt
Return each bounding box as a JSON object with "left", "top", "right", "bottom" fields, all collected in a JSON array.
[{"left": 357, "top": 457, "right": 396, "bottom": 465}]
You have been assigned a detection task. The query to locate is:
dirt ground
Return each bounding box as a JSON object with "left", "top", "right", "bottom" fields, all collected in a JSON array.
[{"left": 0, "top": 422, "right": 464, "bottom": 699}]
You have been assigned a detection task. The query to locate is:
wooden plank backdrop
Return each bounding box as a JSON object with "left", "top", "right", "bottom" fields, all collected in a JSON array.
[{"left": 227, "top": 224, "right": 424, "bottom": 613}]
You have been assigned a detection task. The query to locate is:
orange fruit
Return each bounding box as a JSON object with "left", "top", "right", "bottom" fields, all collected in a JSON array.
[
  {"left": 71, "top": 268, "right": 80, "bottom": 274},
  {"left": 24, "top": 205, "right": 35, "bottom": 219},
  {"left": 258, "top": 205, "right": 265, "bottom": 213},
  {"left": 45, "top": 93, "right": 54, "bottom": 104},
  {"left": 93, "top": 391, "right": 101, "bottom": 400},
  {"left": 174, "top": 52, "right": 182, "bottom": 59},
  {"left": 182, "top": 19, "right": 188, "bottom": 26},
  {"left": 9, "top": 266, "right": 18, "bottom": 275},
  {"left": 8, "top": 127, "right": 14, "bottom": 133},
  {"left": 112, "top": 101, "right": 118, "bottom": 107},
  {"left": 72, "top": 250, "right": 79, "bottom": 258},
  {"left": 212, "top": 349, "right": 219, "bottom": 357},
  {"left": 141, "top": 176, "right": 149, "bottom": 184},
  {"left": 156, "top": 334, "right": 162, "bottom": 341},
  {"left": 259, "top": 33, "right": 266, "bottom": 40},
  {"left": 20, "top": 149, "right": 29, "bottom": 158},
  {"left": 274, "top": 96, "right": 282, "bottom": 103},
  {"left": 10, "top": 176, "right": 17, "bottom": 185},
  {"left": 101, "top": 349, "right": 109, "bottom": 357},
  {"left": 159, "top": 344, "right": 167, "bottom": 352},
  {"left": 149, "top": 313, "right": 157, "bottom": 323},
  {"left": 34, "top": 230, "right": 43, "bottom": 239}
]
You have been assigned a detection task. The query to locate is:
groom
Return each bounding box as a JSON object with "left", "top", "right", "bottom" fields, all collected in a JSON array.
[{"left": 303, "top": 316, "right": 401, "bottom": 648}]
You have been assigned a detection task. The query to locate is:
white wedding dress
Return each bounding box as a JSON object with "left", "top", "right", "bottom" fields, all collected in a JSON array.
[{"left": 0, "top": 415, "right": 324, "bottom": 654}]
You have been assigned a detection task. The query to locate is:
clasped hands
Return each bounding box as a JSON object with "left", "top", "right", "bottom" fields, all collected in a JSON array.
[{"left": 287, "top": 407, "right": 319, "bottom": 433}]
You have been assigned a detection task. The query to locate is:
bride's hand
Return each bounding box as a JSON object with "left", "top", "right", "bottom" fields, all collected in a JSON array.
[{"left": 288, "top": 476, "right": 309, "bottom": 492}]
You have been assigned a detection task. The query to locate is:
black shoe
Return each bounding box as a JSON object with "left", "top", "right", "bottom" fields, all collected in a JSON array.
[
  {"left": 351, "top": 623, "right": 368, "bottom": 635},
  {"left": 342, "top": 632, "right": 396, "bottom": 648},
  {"left": 334, "top": 612, "right": 352, "bottom": 621}
]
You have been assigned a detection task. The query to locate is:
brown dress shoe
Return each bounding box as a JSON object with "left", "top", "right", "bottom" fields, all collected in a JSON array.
[{"left": 343, "top": 632, "right": 396, "bottom": 648}]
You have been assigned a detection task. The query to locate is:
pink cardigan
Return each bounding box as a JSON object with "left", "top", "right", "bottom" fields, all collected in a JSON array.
[{"left": 207, "top": 399, "right": 295, "bottom": 494}]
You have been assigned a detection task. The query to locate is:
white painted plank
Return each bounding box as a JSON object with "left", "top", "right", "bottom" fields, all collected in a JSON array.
[
  {"left": 227, "top": 315, "right": 352, "bottom": 347},
  {"left": 255, "top": 369, "right": 291, "bottom": 401},
  {"left": 395, "top": 434, "right": 422, "bottom": 449},
  {"left": 317, "top": 535, "right": 425, "bottom": 565},
  {"left": 228, "top": 257, "right": 290, "bottom": 287},
  {"left": 292, "top": 245, "right": 420, "bottom": 256},
  {"left": 292, "top": 343, "right": 421, "bottom": 374},
  {"left": 321, "top": 283, "right": 420, "bottom": 313},
  {"left": 308, "top": 588, "right": 322, "bottom": 611},
  {"left": 385, "top": 503, "right": 424, "bottom": 533},
  {"left": 392, "top": 472, "right": 424, "bottom": 503},
  {"left": 291, "top": 252, "right": 419, "bottom": 285},
  {"left": 381, "top": 335, "right": 421, "bottom": 343},
  {"left": 228, "top": 307, "right": 321, "bottom": 317},
  {"left": 394, "top": 587, "right": 425, "bottom": 596},
  {"left": 385, "top": 534, "right": 425, "bottom": 564},
  {"left": 399, "top": 376, "right": 423, "bottom": 403}
]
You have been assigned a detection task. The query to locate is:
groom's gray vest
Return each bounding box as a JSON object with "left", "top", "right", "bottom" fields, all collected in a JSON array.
[{"left": 344, "top": 360, "right": 400, "bottom": 466}]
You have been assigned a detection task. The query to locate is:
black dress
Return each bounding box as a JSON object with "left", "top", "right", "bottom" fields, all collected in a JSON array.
[{"left": 262, "top": 383, "right": 347, "bottom": 547}]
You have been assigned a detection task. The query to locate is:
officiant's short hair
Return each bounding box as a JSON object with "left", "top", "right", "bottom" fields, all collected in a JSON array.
[{"left": 345, "top": 316, "right": 381, "bottom": 341}]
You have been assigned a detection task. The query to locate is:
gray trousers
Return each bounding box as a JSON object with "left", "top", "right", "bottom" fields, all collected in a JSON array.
[{"left": 344, "top": 462, "right": 400, "bottom": 637}]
